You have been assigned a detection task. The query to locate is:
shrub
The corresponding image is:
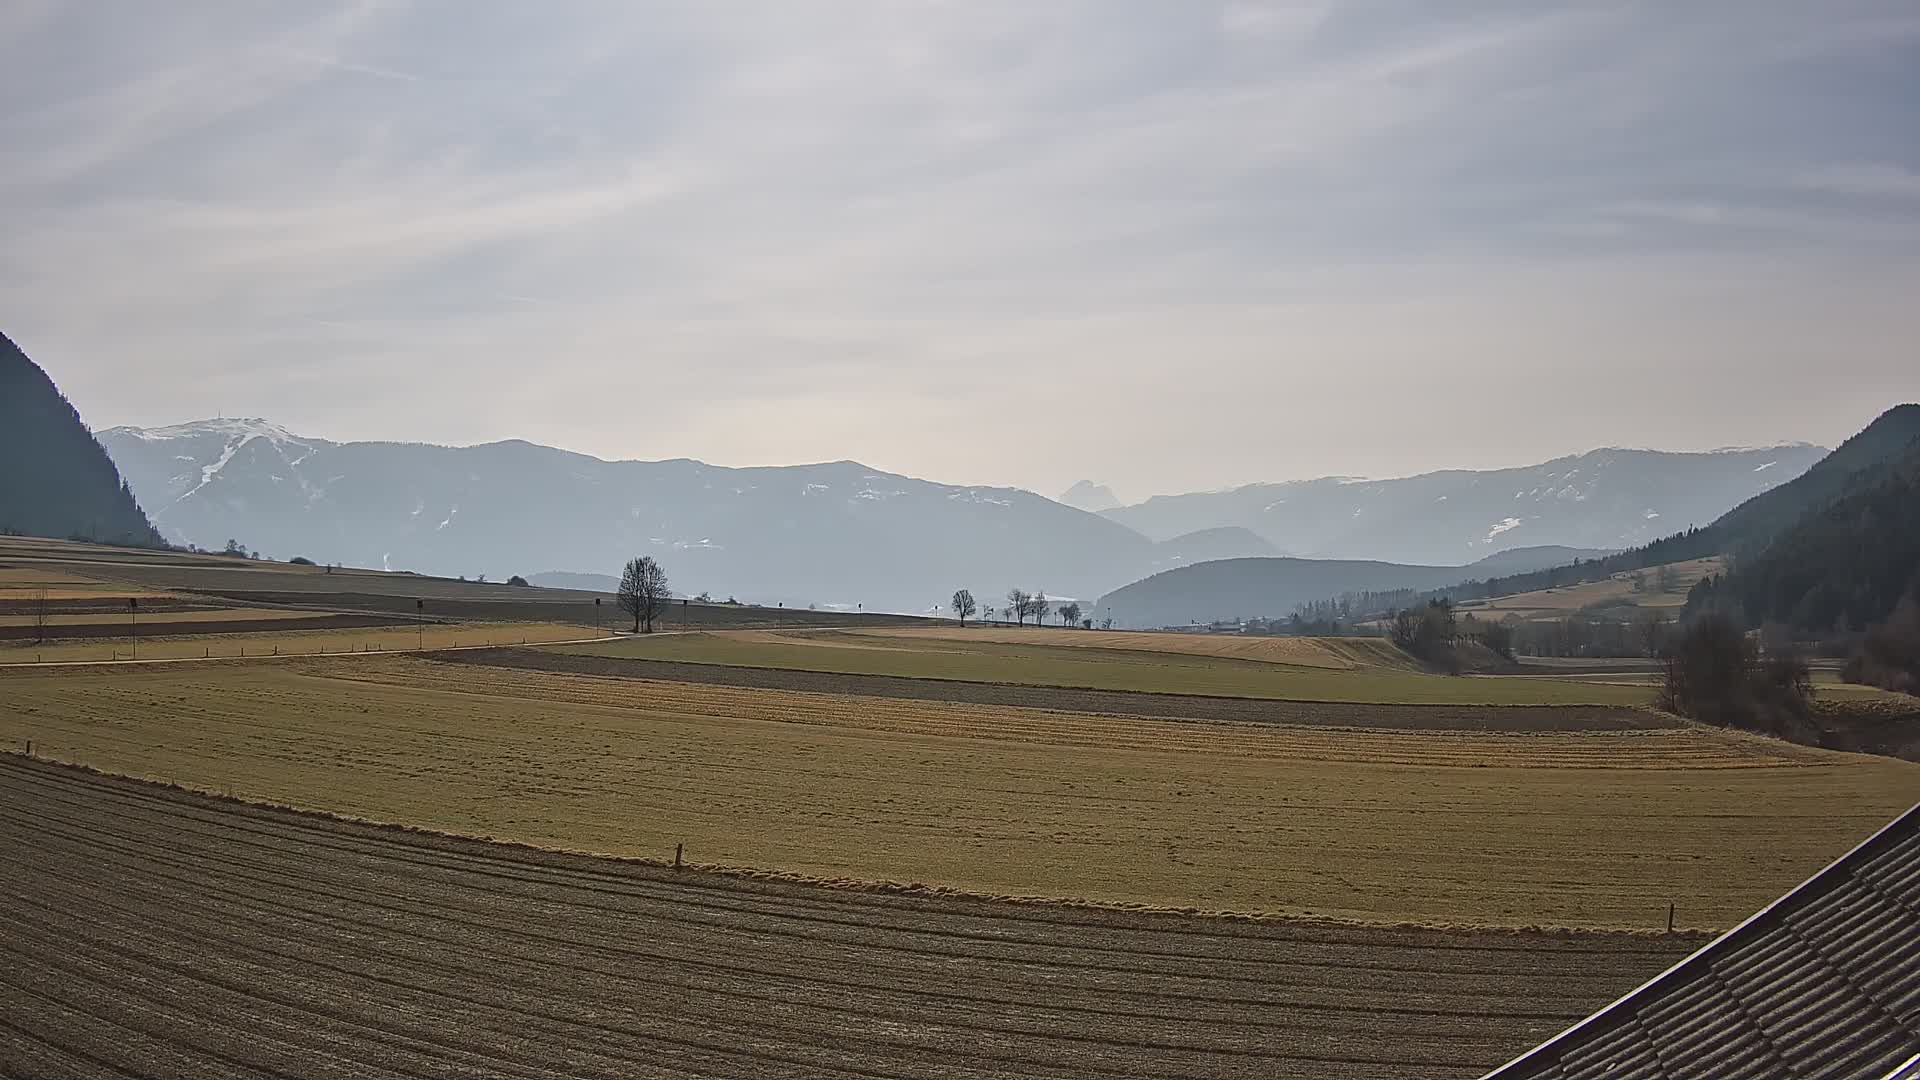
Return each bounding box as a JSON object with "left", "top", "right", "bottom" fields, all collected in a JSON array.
[
  {"left": 1658, "top": 613, "right": 1813, "bottom": 740},
  {"left": 288, "top": 556, "right": 315, "bottom": 566},
  {"left": 507, "top": 575, "right": 529, "bottom": 587},
  {"left": 1844, "top": 591, "right": 1920, "bottom": 696}
]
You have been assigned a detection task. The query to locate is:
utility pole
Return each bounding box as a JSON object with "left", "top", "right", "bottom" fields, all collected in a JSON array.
[
  {"left": 594, "top": 596, "right": 601, "bottom": 636},
  {"left": 129, "top": 597, "right": 138, "bottom": 659},
  {"left": 416, "top": 598, "right": 424, "bottom": 650}
]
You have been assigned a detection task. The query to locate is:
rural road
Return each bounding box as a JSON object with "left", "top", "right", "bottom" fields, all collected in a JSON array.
[{"left": 0, "top": 756, "right": 1691, "bottom": 1079}]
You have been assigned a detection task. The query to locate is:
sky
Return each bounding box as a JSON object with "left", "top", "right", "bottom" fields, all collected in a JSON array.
[{"left": 4, "top": 1, "right": 1918, "bottom": 502}]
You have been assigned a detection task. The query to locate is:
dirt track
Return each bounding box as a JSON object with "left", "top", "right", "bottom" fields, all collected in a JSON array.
[
  {"left": 0, "top": 756, "right": 1695, "bottom": 1079},
  {"left": 450, "top": 647, "right": 1675, "bottom": 731}
]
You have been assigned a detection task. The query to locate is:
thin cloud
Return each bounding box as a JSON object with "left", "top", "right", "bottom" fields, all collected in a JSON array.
[{"left": 2, "top": 1, "right": 1916, "bottom": 495}]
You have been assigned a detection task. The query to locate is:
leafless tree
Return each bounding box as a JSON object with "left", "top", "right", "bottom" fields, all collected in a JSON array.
[
  {"left": 1007, "top": 588, "right": 1030, "bottom": 627},
  {"left": 618, "top": 556, "right": 672, "bottom": 633},
  {"left": 1637, "top": 612, "right": 1668, "bottom": 658},
  {"left": 1058, "top": 601, "right": 1082, "bottom": 627},
  {"left": 1028, "top": 591, "right": 1050, "bottom": 627},
  {"left": 32, "top": 587, "right": 49, "bottom": 645},
  {"left": 1655, "top": 563, "right": 1680, "bottom": 594},
  {"left": 950, "top": 589, "right": 978, "bottom": 627}
]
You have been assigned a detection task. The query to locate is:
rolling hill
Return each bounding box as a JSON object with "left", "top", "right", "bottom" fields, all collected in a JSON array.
[
  {"left": 0, "top": 332, "right": 161, "bottom": 547},
  {"left": 1095, "top": 546, "right": 1609, "bottom": 628}
]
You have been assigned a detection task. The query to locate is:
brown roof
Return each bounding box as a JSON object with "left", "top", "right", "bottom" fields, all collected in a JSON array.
[{"left": 1485, "top": 803, "right": 1920, "bottom": 1080}]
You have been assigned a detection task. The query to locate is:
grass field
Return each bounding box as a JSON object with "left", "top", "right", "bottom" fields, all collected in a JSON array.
[
  {"left": 0, "top": 758, "right": 1699, "bottom": 1080},
  {"left": 1455, "top": 557, "right": 1723, "bottom": 621},
  {"left": 4, "top": 656, "right": 1912, "bottom": 929},
  {"left": 551, "top": 629, "right": 1657, "bottom": 706},
  {"left": 0, "top": 621, "right": 597, "bottom": 663},
  {"left": 0, "top": 606, "right": 345, "bottom": 628},
  {"left": 855, "top": 626, "right": 1425, "bottom": 669}
]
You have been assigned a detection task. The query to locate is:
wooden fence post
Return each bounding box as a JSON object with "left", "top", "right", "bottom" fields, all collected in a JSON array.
[
  {"left": 1667, "top": 903, "right": 1675, "bottom": 933},
  {"left": 24, "top": 740, "right": 31, "bottom": 758},
  {"left": 674, "top": 843, "right": 683, "bottom": 870}
]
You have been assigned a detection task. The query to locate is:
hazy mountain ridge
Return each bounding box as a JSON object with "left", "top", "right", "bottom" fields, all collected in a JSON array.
[
  {"left": 1094, "top": 545, "right": 1614, "bottom": 628},
  {"left": 1101, "top": 445, "right": 1828, "bottom": 565},
  {"left": 102, "top": 420, "right": 1168, "bottom": 611},
  {"left": 1, "top": 332, "right": 161, "bottom": 546},
  {"left": 102, "top": 418, "right": 1822, "bottom": 615}
]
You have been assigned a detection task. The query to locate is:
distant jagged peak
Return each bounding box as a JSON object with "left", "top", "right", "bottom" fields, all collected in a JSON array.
[{"left": 1058, "top": 479, "right": 1121, "bottom": 512}]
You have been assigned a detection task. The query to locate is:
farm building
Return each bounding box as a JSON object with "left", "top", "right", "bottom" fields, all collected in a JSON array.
[{"left": 1485, "top": 803, "right": 1920, "bottom": 1079}]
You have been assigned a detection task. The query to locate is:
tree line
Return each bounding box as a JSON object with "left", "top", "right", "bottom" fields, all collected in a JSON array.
[{"left": 948, "top": 588, "right": 1091, "bottom": 629}]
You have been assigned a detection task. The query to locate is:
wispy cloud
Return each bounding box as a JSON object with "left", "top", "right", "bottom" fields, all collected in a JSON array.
[{"left": 2, "top": 1, "right": 1916, "bottom": 494}]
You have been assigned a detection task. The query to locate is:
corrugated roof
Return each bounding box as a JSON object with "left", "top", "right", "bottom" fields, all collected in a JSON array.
[{"left": 1485, "top": 803, "right": 1920, "bottom": 1080}]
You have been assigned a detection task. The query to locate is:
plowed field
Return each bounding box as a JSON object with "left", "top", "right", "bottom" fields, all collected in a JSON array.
[
  {"left": 4, "top": 657, "right": 1914, "bottom": 928},
  {"left": 0, "top": 756, "right": 1697, "bottom": 1080}
]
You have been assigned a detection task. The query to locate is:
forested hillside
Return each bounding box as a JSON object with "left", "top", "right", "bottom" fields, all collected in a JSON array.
[
  {"left": 1687, "top": 437, "right": 1920, "bottom": 634},
  {"left": 0, "top": 332, "right": 161, "bottom": 546}
]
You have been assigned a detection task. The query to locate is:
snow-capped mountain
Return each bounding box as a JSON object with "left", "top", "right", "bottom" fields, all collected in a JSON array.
[
  {"left": 1099, "top": 445, "right": 1829, "bottom": 566},
  {"left": 98, "top": 419, "right": 1258, "bottom": 611}
]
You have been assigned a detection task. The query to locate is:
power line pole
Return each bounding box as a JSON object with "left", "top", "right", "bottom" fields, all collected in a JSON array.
[
  {"left": 416, "top": 598, "right": 424, "bottom": 651},
  {"left": 129, "top": 597, "right": 138, "bottom": 659}
]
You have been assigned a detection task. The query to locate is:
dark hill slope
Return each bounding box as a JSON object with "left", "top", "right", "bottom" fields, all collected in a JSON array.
[
  {"left": 1689, "top": 435, "right": 1920, "bottom": 633},
  {"left": 0, "top": 332, "right": 159, "bottom": 546}
]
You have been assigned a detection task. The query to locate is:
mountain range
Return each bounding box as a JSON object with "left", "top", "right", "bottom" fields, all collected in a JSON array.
[
  {"left": 1099, "top": 444, "right": 1828, "bottom": 564},
  {"left": 98, "top": 419, "right": 1281, "bottom": 611},
  {"left": 96, "top": 416, "right": 1816, "bottom": 615}
]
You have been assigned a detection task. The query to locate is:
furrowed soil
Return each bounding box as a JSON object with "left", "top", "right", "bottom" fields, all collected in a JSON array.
[
  {"left": 551, "top": 631, "right": 1654, "bottom": 706},
  {"left": 0, "top": 757, "right": 1700, "bottom": 1080},
  {"left": 4, "top": 657, "right": 1914, "bottom": 929}
]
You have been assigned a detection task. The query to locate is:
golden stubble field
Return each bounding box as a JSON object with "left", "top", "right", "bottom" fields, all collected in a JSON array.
[
  {"left": 0, "top": 621, "right": 596, "bottom": 662},
  {"left": 4, "top": 655, "right": 1913, "bottom": 930}
]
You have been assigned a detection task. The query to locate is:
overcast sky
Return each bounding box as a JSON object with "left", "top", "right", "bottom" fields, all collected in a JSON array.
[{"left": 4, "top": 2, "right": 1917, "bottom": 500}]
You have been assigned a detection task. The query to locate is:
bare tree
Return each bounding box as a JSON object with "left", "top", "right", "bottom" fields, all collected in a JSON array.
[
  {"left": 1636, "top": 612, "right": 1668, "bottom": 658},
  {"left": 1029, "top": 591, "right": 1049, "bottom": 627},
  {"left": 617, "top": 556, "right": 672, "bottom": 633},
  {"left": 950, "top": 588, "right": 978, "bottom": 627},
  {"left": 32, "top": 587, "right": 49, "bottom": 645},
  {"left": 1655, "top": 563, "right": 1679, "bottom": 594},
  {"left": 1058, "top": 601, "right": 1082, "bottom": 627},
  {"left": 1007, "top": 588, "right": 1030, "bottom": 628}
]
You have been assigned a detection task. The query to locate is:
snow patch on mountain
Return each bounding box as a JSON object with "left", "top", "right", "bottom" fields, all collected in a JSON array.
[{"left": 1485, "top": 517, "right": 1524, "bottom": 543}]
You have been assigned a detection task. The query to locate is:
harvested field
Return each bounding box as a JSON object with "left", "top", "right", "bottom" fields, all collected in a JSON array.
[
  {"left": 456, "top": 647, "right": 1673, "bottom": 731},
  {"left": 4, "top": 657, "right": 1913, "bottom": 928},
  {"left": 551, "top": 630, "right": 1654, "bottom": 706},
  {"left": 832, "top": 627, "right": 1420, "bottom": 670},
  {"left": 0, "top": 621, "right": 592, "bottom": 663},
  {"left": 0, "top": 536, "right": 930, "bottom": 630},
  {"left": 0, "top": 609, "right": 408, "bottom": 641},
  {"left": 0, "top": 757, "right": 1699, "bottom": 1080},
  {"left": 1454, "top": 557, "right": 1723, "bottom": 621}
]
